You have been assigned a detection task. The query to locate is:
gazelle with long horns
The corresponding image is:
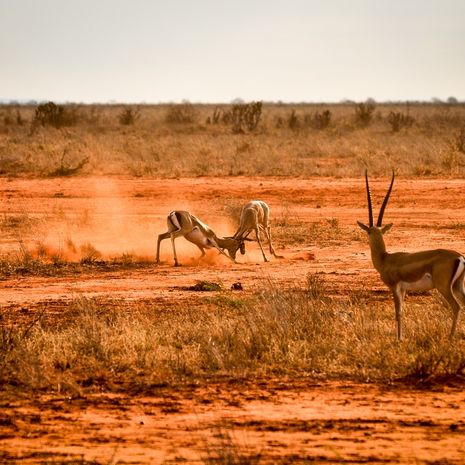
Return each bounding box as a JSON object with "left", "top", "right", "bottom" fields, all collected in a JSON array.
[{"left": 358, "top": 171, "right": 465, "bottom": 340}]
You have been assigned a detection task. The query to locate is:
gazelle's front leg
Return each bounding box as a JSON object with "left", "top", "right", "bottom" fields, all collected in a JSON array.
[
  {"left": 254, "top": 228, "right": 268, "bottom": 262},
  {"left": 392, "top": 284, "right": 405, "bottom": 340},
  {"left": 266, "top": 226, "right": 275, "bottom": 254},
  {"left": 196, "top": 245, "right": 206, "bottom": 260},
  {"left": 265, "top": 225, "right": 283, "bottom": 258}
]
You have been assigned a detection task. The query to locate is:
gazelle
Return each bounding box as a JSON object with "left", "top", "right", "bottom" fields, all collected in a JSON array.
[
  {"left": 358, "top": 171, "right": 465, "bottom": 340},
  {"left": 156, "top": 211, "right": 244, "bottom": 266},
  {"left": 233, "top": 200, "right": 282, "bottom": 262}
]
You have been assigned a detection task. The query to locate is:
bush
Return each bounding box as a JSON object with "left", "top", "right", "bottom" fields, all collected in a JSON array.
[
  {"left": 33, "top": 101, "right": 78, "bottom": 128},
  {"left": 454, "top": 128, "right": 465, "bottom": 153},
  {"left": 354, "top": 102, "right": 376, "bottom": 127},
  {"left": 305, "top": 110, "right": 332, "bottom": 130},
  {"left": 206, "top": 107, "right": 222, "bottom": 125},
  {"left": 0, "top": 109, "right": 24, "bottom": 127},
  {"left": 48, "top": 150, "right": 89, "bottom": 177},
  {"left": 207, "top": 104, "right": 262, "bottom": 132},
  {"left": 387, "top": 111, "right": 415, "bottom": 132},
  {"left": 287, "top": 110, "right": 299, "bottom": 130},
  {"left": 165, "top": 102, "right": 197, "bottom": 124},
  {"left": 231, "top": 101, "right": 262, "bottom": 133},
  {"left": 118, "top": 107, "right": 140, "bottom": 125}
]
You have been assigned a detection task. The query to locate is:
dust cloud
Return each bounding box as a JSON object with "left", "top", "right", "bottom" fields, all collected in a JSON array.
[{"left": 5, "top": 177, "right": 248, "bottom": 266}]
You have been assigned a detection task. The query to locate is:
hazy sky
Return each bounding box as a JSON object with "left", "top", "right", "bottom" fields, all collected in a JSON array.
[{"left": 1, "top": 0, "right": 464, "bottom": 103}]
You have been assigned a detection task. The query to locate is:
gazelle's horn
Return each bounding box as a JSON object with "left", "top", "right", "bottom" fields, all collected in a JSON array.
[
  {"left": 377, "top": 170, "right": 395, "bottom": 226},
  {"left": 365, "top": 170, "right": 374, "bottom": 227}
]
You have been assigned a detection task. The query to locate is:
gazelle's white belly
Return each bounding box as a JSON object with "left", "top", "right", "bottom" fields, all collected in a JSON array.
[
  {"left": 185, "top": 227, "right": 212, "bottom": 248},
  {"left": 401, "top": 273, "right": 433, "bottom": 292}
]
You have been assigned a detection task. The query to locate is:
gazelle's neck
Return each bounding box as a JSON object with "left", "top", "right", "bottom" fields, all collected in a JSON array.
[
  {"left": 215, "top": 236, "right": 233, "bottom": 248},
  {"left": 215, "top": 236, "right": 227, "bottom": 247},
  {"left": 368, "top": 229, "right": 388, "bottom": 272}
]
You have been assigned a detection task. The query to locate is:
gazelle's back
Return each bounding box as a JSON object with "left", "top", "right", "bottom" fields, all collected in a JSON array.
[{"left": 239, "top": 200, "right": 269, "bottom": 227}]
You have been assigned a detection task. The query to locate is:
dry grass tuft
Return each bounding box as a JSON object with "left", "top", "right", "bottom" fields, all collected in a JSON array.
[{"left": 202, "top": 425, "right": 262, "bottom": 465}]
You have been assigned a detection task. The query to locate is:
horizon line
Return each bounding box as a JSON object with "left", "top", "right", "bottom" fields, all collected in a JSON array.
[{"left": 1, "top": 97, "right": 464, "bottom": 106}]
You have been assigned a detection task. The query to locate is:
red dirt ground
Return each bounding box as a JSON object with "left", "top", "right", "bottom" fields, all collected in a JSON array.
[{"left": 1, "top": 176, "right": 465, "bottom": 464}]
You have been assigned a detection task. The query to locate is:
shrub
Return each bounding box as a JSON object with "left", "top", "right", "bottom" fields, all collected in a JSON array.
[
  {"left": 48, "top": 150, "right": 89, "bottom": 177},
  {"left": 206, "top": 107, "right": 221, "bottom": 125},
  {"left": 287, "top": 110, "right": 299, "bottom": 130},
  {"left": 274, "top": 116, "right": 285, "bottom": 128},
  {"left": 118, "top": 107, "right": 140, "bottom": 125},
  {"left": 206, "top": 107, "right": 235, "bottom": 126},
  {"left": 354, "top": 102, "right": 376, "bottom": 127},
  {"left": 0, "top": 109, "right": 24, "bottom": 126},
  {"left": 80, "top": 243, "right": 102, "bottom": 264},
  {"left": 305, "top": 110, "right": 332, "bottom": 130},
  {"left": 165, "top": 102, "right": 197, "bottom": 124},
  {"left": 454, "top": 128, "right": 465, "bottom": 153},
  {"left": 32, "top": 101, "right": 78, "bottom": 128},
  {"left": 16, "top": 109, "right": 24, "bottom": 125},
  {"left": 387, "top": 111, "right": 415, "bottom": 132},
  {"left": 231, "top": 101, "right": 262, "bottom": 133}
]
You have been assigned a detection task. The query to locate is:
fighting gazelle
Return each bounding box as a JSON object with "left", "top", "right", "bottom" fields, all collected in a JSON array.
[
  {"left": 233, "top": 200, "right": 282, "bottom": 262},
  {"left": 358, "top": 171, "right": 465, "bottom": 340},
  {"left": 156, "top": 211, "right": 244, "bottom": 266}
]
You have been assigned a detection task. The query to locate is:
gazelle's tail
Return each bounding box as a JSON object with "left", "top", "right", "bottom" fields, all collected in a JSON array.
[
  {"left": 451, "top": 256, "right": 465, "bottom": 292},
  {"left": 168, "top": 211, "right": 182, "bottom": 231}
]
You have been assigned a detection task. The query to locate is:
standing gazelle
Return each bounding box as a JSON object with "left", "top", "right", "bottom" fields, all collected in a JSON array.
[
  {"left": 233, "top": 200, "right": 282, "bottom": 262},
  {"left": 156, "top": 211, "right": 244, "bottom": 266},
  {"left": 358, "top": 171, "right": 465, "bottom": 340}
]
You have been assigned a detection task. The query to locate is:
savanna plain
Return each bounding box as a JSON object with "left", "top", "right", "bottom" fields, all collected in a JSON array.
[{"left": 1, "top": 102, "right": 465, "bottom": 464}]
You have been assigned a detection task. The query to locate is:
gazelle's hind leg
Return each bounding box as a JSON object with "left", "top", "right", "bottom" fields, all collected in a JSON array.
[
  {"left": 157, "top": 228, "right": 184, "bottom": 266},
  {"left": 160, "top": 212, "right": 185, "bottom": 266},
  {"left": 436, "top": 283, "right": 462, "bottom": 340},
  {"left": 170, "top": 233, "right": 182, "bottom": 266},
  {"left": 450, "top": 268, "right": 465, "bottom": 338}
]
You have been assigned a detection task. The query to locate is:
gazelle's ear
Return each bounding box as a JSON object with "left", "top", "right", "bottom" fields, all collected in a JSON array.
[
  {"left": 381, "top": 223, "right": 393, "bottom": 234},
  {"left": 357, "top": 221, "right": 370, "bottom": 232}
]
